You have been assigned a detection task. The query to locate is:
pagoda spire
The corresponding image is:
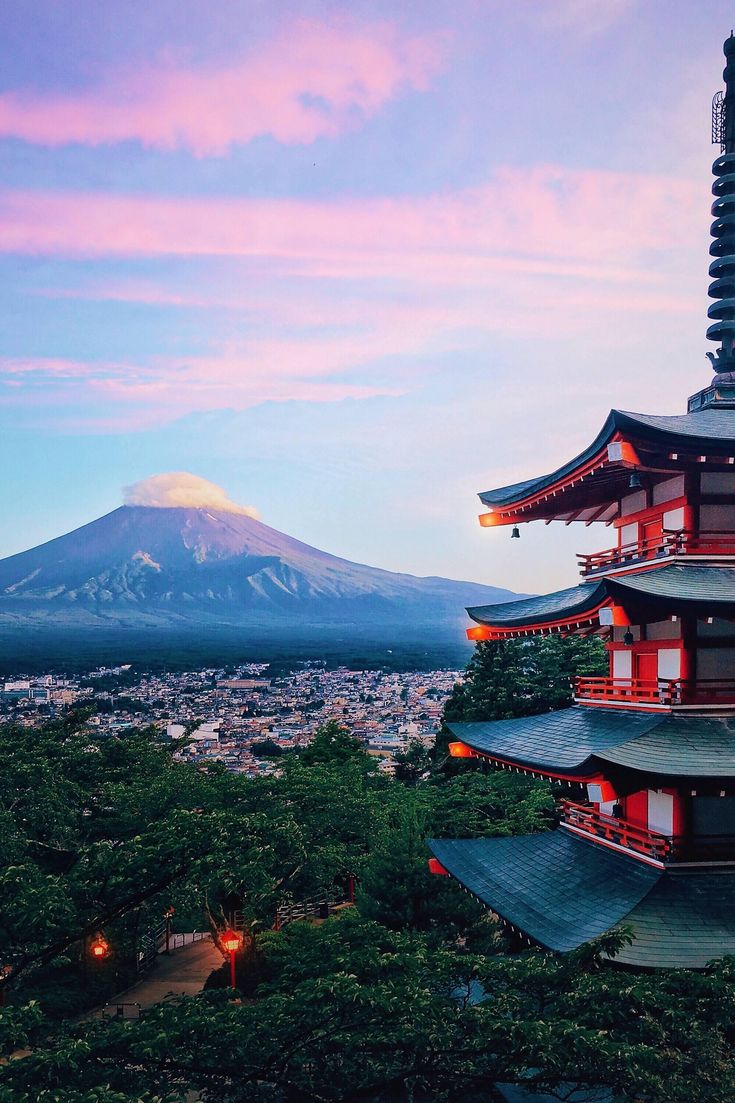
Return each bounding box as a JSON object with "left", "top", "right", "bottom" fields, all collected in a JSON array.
[{"left": 707, "top": 33, "right": 735, "bottom": 375}]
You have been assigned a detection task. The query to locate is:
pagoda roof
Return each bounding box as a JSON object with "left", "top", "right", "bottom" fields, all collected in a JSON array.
[
  {"left": 427, "top": 831, "right": 659, "bottom": 953},
  {"left": 449, "top": 708, "right": 735, "bottom": 778},
  {"left": 479, "top": 407, "right": 735, "bottom": 521},
  {"left": 428, "top": 831, "right": 735, "bottom": 968},
  {"left": 467, "top": 563, "right": 735, "bottom": 633}
]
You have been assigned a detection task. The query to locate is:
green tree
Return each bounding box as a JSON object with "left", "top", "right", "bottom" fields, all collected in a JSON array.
[{"left": 434, "top": 635, "right": 607, "bottom": 763}]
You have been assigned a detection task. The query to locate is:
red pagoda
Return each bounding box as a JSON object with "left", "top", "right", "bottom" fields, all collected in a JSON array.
[{"left": 429, "top": 33, "right": 735, "bottom": 970}]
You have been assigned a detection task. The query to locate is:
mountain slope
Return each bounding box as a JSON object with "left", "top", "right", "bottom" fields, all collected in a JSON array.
[{"left": 0, "top": 506, "right": 518, "bottom": 630}]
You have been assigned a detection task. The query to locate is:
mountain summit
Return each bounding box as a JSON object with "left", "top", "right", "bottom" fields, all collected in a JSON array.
[{"left": 0, "top": 506, "right": 518, "bottom": 633}]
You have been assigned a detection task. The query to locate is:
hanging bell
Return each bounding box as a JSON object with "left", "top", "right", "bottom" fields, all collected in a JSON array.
[
  {"left": 628, "top": 471, "right": 642, "bottom": 490},
  {"left": 623, "top": 629, "right": 635, "bottom": 646},
  {"left": 511, "top": 526, "right": 520, "bottom": 539}
]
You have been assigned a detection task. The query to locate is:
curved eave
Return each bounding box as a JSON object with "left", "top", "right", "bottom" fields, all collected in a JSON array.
[
  {"left": 449, "top": 710, "right": 735, "bottom": 779},
  {"left": 467, "top": 564, "right": 735, "bottom": 639},
  {"left": 427, "top": 831, "right": 660, "bottom": 953},
  {"left": 479, "top": 407, "right": 735, "bottom": 522},
  {"left": 467, "top": 581, "right": 607, "bottom": 632},
  {"left": 448, "top": 708, "right": 660, "bottom": 777},
  {"left": 428, "top": 832, "right": 735, "bottom": 968}
]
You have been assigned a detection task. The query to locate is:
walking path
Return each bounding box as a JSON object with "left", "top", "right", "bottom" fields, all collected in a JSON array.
[{"left": 88, "top": 936, "right": 222, "bottom": 1018}]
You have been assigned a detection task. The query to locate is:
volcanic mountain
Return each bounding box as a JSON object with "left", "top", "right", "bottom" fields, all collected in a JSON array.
[{"left": 0, "top": 506, "right": 518, "bottom": 634}]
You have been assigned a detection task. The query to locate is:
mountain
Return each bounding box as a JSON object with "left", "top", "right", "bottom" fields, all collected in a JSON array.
[{"left": 0, "top": 506, "right": 518, "bottom": 636}]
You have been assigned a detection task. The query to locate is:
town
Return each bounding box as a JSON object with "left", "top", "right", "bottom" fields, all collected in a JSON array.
[{"left": 0, "top": 662, "right": 461, "bottom": 775}]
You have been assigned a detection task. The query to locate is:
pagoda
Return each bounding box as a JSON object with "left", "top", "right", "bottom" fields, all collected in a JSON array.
[{"left": 428, "top": 34, "right": 735, "bottom": 970}]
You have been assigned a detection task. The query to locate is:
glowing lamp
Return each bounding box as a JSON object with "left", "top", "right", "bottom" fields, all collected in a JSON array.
[
  {"left": 448, "top": 741, "right": 475, "bottom": 758},
  {"left": 428, "top": 858, "right": 449, "bottom": 876},
  {"left": 466, "top": 626, "right": 492, "bottom": 641},
  {"left": 598, "top": 605, "right": 632, "bottom": 627},
  {"left": 479, "top": 512, "right": 523, "bottom": 529},
  {"left": 586, "top": 780, "right": 618, "bottom": 804},
  {"left": 89, "top": 936, "right": 109, "bottom": 959},
  {"left": 221, "top": 929, "right": 242, "bottom": 954},
  {"left": 606, "top": 441, "right": 641, "bottom": 467}
]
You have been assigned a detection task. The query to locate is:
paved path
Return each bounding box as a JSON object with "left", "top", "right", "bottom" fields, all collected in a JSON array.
[{"left": 89, "top": 937, "right": 223, "bottom": 1018}]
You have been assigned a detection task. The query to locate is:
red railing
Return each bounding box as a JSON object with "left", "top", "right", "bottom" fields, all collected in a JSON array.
[
  {"left": 560, "top": 799, "right": 672, "bottom": 860},
  {"left": 575, "top": 677, "right": 735, "bottom": 707},
  {"left": 578, "top": 529, "right": 735, "bottom": 575}
]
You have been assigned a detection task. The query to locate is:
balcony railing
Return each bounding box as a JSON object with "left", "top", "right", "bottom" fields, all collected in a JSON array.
[
  {"left": 575, "top": 677, "right": 735, "bottom": 707},
  {"left": 560, "top": 799, "right": 672, "bottom": 860},
  {"left": 561, "top": 800, "right": 735, "bottom": 863},
  {"left": 578, "top": 529, "right": 735, "bottom": 576}
]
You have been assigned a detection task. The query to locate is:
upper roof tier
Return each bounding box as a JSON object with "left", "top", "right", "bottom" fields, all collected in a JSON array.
[{"left": 479, "top": 407, "right": 735, "bottom": 524}]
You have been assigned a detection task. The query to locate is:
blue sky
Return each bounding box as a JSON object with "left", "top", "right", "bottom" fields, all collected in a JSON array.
[{"left": 0, "top": 0, "right": 731, "bottom": 593}]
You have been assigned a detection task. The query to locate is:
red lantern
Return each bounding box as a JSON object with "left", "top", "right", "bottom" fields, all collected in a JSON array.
[
  {"left": 89, "top": 936, "right": 109, "bottom": 959},
  {"left": 221, "top": 929, "right": 242, "bottom": 953}
]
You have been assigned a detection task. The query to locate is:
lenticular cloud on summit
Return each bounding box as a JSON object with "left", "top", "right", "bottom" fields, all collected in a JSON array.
[{"left": 124, "top": 472, "right": 260, "bottom": 518}]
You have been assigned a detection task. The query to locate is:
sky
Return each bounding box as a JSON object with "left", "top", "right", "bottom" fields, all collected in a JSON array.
[{"left": 0, "top": 0, "right": 732, "bottom": 594}]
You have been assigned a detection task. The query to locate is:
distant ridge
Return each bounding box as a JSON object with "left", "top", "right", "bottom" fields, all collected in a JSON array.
[{"left": 0, "top": 506, "right": 520, "bottom": 639}]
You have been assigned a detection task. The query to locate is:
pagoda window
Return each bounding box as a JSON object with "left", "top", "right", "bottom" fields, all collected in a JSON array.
[
  {"left": 701, "top": 472, "right": 735, "bottom": 493},
  {"left": 647, "top": 789, "right": 674, "bottom": 836},
  {"left": 621, "top": 489, "right": 647, "bottom": 516},
  {"left": 611, "top": 649, "right": 632, "bottom": 679},
  {"left": 691, "top": 795, "right": 735, "bottom": 840},
  {"left": 696, "top": 647, "right": 735, "bottom": 679},
  {"left": 619, "top": 521, "right": 638, "bottom": 546},
  {"left": 653, "top": 475, "right": 685, "bottom": 505},
  {"left": 700, "top": 502, "right": 735, "bottom": 532},
  {"left": 657, "top": 648, "right": 681, "bottom": 682},
  {"left": 647, "top": 619, "right": 681, "bottom": 640},
  {"left": 662, "top": 505, "right": 685, "bottom": 530}
]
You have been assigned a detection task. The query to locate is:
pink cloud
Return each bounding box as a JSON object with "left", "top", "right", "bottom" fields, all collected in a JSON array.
[
  {"left": 0, "top": 165, "right": 703, "bottom": 270},
  {"left": 0, "top": 20, "right": 446, "bottom": 155}
]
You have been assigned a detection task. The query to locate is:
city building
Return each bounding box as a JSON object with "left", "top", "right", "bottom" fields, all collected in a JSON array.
[{"left": 429, "top": 33, "right": 735, "bottom": 969}]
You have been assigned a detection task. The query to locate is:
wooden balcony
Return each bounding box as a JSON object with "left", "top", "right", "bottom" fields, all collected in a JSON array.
[
  {"left": 578, "top": 529, "right": 735, "bottom": 576},
  {"left": 574, "top": 677, "right": 735, "bottom": 709},
  {"left": 560, "top": 799, "right": 671, "bottom": 861},
  {"left": 561, "top": 800, "right": 735, "bottom": 864}
]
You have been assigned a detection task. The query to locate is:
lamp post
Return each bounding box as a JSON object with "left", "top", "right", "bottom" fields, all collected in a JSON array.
[
  {"left": 220, "top": 928, "right": 242, "bottom": 989},
  {"left": 164, "top": 906, "right": 175, "bottom": 954}
]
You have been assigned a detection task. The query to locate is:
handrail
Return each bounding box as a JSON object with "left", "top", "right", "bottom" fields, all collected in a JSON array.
[
  {"left": 560, "top": 799, "right": 672, "bottom": 860},
  {"left": 578, "top": 529, "right": 735, "bottom": 575},
  {"left": 575, "top": 676, "right": 735, "bottom": 706},
  {"left": 561, "top": 800, "right": 735, "bottom": 862}
]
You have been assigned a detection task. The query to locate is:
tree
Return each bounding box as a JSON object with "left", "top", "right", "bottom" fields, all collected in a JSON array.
[
  {"left": 6, "top": 915, "right": 735, "bottom": 1103},
  {"left": 434, "top": 636, "right": 607, "bottom": 763},
  {"left": 299, "top": 719, "right": 368, "bottom": 767}
]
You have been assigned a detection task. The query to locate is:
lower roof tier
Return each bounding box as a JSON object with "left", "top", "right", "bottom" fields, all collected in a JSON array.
[
  {"left": 428, "top": 830, "right": 735, "bottom": 968},
  {"left": 448, "top": 707, "right": 735, "bottom": 778},
  {"left": 467, "top": 563, "right": 735, "bottom": 634}
]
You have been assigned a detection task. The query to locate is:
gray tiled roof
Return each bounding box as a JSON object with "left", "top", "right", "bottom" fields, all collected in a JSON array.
[
  {"left": 450, "top": 708, "right": 735, "bottom": 778},
  {"left": 609, "top": 563, "right": 735, "bottom": 605},
  {"left": 480, "top": 407, "right": 735, "bottom": 508},
  {"left": 449, "top": 708, "right": 659, "bottom": 774},
  {"left": 616, "top": 869, "right": 735, "bottom": 969},
  {"left": 467, "top": 581, "right": 604, "bottom": 628},
  {"left": 428, "top": 831, "right": 735, "bottom": 968},
  {"left": 468, "top": 564, "right": 735, "bottom": 628},
  {"left": 597, "top": 715, "right": 735, "bottom": 776},
  {"left": 428, "top": 831, "right": 660, "bottom": 953}
]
